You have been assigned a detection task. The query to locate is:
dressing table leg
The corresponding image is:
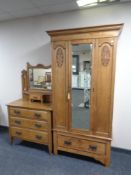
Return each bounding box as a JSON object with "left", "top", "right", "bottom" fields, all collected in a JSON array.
[
  {"left": 48, "top": 144, "right": 52, "bottom": 154},
  {"left": 53, "top": 132, "right": 58, "bottom": 155},
  {"left": 9, "top": 129, "right": 14, "bottom": 144},
  {"left": 10, "top": 136, "right": 14, "bottom": 144}
]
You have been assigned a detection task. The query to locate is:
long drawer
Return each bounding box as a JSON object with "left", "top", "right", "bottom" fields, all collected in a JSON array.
[
  {"left": 10, "top": 117, "right": 48, "bottom": 131},
  {"left": 11, "top": 127, "right": 48, "bottom": 144},
  {"left": 9, "top": 107, "right": 50, "bottom": 121},
  {"left": 58, "top": 135, "right": 106, "bottom": 155}
]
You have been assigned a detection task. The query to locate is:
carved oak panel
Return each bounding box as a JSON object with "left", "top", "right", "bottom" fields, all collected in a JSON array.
[
  {"left": 56, "top": 47, "right": 64, "bottom": 67},
  {"left": 101, "top": 45, "right": 110, "bottom": 66}
]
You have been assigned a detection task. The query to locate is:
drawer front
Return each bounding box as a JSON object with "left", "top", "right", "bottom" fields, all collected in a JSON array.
[
  {"left": 9, "top": 107, "right": 50, "bottom": 121},
  {"left": 58, "top": 135, "right": 106, "bottom": 155},
  {"left": 10, "top": 108, "right": 27, "bottom": 117},
  {"left": 10, "top": 117, "right": 48, "bottom": 131},
  {"left": 11, "top": 127, "right": 48, "bottom": 144},
  {"left": 29, "top": 94, "right": 42, "bottom": 101}
]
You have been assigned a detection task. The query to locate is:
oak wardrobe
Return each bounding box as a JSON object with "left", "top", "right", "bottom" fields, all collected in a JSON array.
[{"left": 47, "top": 24, "right": 123, "bottom": 166}]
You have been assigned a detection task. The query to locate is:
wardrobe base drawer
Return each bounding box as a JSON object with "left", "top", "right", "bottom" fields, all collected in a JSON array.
[
  {"left": 11, "top": 127, "right": 48, "bottom": 144},
  {"left": 57, "top": 135, "right": 106, "bottom": 155}
]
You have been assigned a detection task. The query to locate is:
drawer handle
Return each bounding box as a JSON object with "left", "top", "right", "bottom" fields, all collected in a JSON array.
[
  {"left": 35, "top": 135, "right": 42, "bottom": 140},
  {"left": 16, "top": 131, "right": 22, "bottom": 135},
  {"left": 64, "top": 141, "right": 72, "bottom": 145},
  {"left": 34, "top": 113, "right": 41, "bottom": 118},
  {"left": 14, "top": 110, "right": 21, "bottom": 115},
  {"left": 33, "top": 96, "right": 38, "bottom": 99},
  {"left": 14, "top": 120, "right": 21, "bottom": 125},
  {"left": 34, "top": 123, "right": 42, "bottom": 128},
  {"left": 88, "top": 145, "right": 97, "bottom": 151}
]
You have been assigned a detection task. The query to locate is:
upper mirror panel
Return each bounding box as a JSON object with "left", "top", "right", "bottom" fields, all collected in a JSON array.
[{"left": 28, "top": 63, "right": 52, "bottom": 90}]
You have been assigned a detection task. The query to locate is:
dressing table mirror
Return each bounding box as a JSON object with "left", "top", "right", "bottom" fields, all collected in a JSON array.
[{"left": 22, "top": 63, "right": 52, "bottom": 103}]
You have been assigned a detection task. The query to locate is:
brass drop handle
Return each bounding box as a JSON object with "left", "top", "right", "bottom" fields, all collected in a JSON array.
[
  {"left": 67, "top": 92, "right": 70, "bottom": 100},
  {"left": 14, "top": 110, "right": 21, "bottom": 115},
  {"left": 14, "top": 120, "right": 21, "bottom": 125},
  {"left": 35, "top": 135, "right": 42, "bottom": 140},
  {"left": 88, "top": 145, "right": 97, "bottom": 151},
  {"left": 16, "top": 131, "right": 22, "bottom": 135},
  {"left": 35, "top": 123, "right": 42, "bottom": 128},
  {"left": 64, "top": 140, "right": 72, "bottom": 145},
  {"left": 34, "top": 113, "right": 41, "bottom": 118},
  {"left": 32, "top": 96, "right": 38, "bottom": 99}
]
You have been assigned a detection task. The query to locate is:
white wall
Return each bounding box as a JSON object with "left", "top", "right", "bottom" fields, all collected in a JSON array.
[
  {"left": 0, "top": 18, "right": 51, "bottom": 125},
  {"left": 0, "top": 2, "right": 131, "bottom": 150}
]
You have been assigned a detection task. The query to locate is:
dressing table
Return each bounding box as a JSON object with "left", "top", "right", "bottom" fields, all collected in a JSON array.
[{"left": 7, "top": 63, "right": 52, "bottom": 153}]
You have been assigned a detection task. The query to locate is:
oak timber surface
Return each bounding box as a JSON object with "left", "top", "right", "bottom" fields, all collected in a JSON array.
[
  {"left": 7, "top": 99, "right": 52, "bottom": 111},
  {"left": 48, "top": 24, "right": 123, "bottom": 166}
]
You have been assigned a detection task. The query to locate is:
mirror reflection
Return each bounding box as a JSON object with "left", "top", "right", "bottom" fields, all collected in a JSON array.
[
  {"left": 29, "top": 66, "right": 51, "bottom": 90},
  {"left": 71, "top": 43, "right": 92, "bottom": 129}
]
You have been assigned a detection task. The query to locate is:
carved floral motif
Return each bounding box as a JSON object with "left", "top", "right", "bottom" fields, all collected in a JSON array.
[
  {"left": 56, "top": 47, "right": 64, "bottom": 67},
  {"left": 101, "top": 45, "right": 110, "bottom": 66}
]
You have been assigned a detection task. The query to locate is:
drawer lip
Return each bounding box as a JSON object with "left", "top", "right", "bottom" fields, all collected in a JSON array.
[
  {"left": 10, "top": 116, "right": 48, "bottom": 123},
  {"left": 57, "top": 135, "right": 106, "bottom": 155},
  {"left": 10, "top": 126, "right": 49, "bottom": 134},
  {"left": 9, "top": 107, "right": 50, "bottom": 114}
]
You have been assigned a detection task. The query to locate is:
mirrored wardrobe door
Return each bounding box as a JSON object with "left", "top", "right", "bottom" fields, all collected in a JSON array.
[{"left": 71, "top": 43, "right": 93, "bottom": 130}]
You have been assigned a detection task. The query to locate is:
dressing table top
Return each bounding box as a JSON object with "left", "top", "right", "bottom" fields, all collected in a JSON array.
[{"left": 7, "top": 98, "right": 52, "bottom": 111}]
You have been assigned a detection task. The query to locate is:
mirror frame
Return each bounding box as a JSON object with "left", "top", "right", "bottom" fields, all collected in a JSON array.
[
  {"left": 21, "top": 62, "right": 52, "bottom": 102},
  {"left": 27, "top": 62, "right": 52, "bottom": 91}
]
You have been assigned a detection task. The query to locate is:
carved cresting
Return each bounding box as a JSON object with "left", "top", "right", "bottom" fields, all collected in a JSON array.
[
  {"left": 101, "top": 45, "right": 110, "bottom": 66},
  {"left": 56, "top": 47, "right": 64, "bottom": 67}
]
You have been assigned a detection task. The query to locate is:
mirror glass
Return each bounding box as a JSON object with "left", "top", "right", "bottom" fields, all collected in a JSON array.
[
  {"left": 71, "top": 43, "right": 92, "bottom": 129},
  {"left": 29, "top": 67, "right": 51, "bottom": 90}
]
